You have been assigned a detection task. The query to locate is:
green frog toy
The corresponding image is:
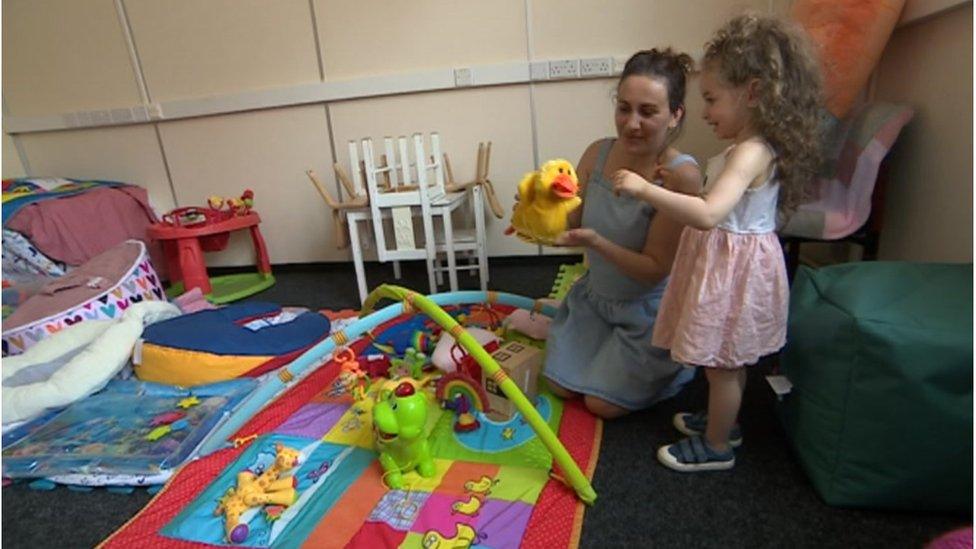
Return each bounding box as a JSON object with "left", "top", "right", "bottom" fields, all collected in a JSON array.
[{"left": 372, "top": 379, "right": 435, "bottom": 489}]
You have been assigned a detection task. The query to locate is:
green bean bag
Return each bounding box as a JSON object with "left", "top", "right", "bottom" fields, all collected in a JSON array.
[{"left": 779, "top": 262, "right": 972, "bottom": 512}]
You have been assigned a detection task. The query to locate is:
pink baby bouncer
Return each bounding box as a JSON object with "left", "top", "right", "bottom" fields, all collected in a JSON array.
[{"left": 2, "top": 240, "right": 166, "bottom": 356}]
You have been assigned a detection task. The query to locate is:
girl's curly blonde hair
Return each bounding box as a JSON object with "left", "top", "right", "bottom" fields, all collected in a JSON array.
[{"left": 704, "top": 14, "right": 823, "bottom": 211}]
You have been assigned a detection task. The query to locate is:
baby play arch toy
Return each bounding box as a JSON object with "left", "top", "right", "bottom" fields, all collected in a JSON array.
[{"left": 199, "top": 285, "right": 597, "bottom": 505}]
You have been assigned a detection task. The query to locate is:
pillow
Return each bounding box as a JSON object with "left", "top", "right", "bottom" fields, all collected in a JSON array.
[
  {"left": 779, "top": 102, "right": 914, "bottom": 240},
  {"left": 792, "top": 0, "right": 906, "bottom": 118},
  {"left": 430, "top": 326, "right": 499, "bottom": 373}
]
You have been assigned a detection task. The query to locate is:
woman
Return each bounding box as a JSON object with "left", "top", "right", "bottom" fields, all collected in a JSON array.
[{"left": 544, "top": 48, "right": 701, "bottom": 419}]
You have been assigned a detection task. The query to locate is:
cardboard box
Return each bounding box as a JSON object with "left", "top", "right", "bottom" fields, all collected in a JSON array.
[{"left": 483, "top": 341, "right": 543, "bottom": 421}]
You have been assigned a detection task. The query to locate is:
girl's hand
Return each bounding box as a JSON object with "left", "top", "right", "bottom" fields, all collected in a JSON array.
[
  {"left": 554, "top": 228, "right": 599, "bottom": 248},
  {"left": 654, "top": 166, "right": 680, "bottom": 190},
  {"left": 611, "top": 169, "right": 651, "bottom": 199}
]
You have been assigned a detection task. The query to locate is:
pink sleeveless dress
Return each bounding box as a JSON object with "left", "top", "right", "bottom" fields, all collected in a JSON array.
[{"left": 651, "top": 146, "right": 789, "bottom": 368}]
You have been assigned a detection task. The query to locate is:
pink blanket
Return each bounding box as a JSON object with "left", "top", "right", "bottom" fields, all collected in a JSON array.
[
  {"left": 6, "top": 186, "right": 167, "bottom": 278},
  {"left": 779, "top": 103, "right": 913, "bottom": 240}
]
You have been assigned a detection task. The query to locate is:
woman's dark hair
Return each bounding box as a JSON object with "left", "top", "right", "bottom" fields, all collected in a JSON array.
[{"left": 619, "top": 48, "right": 695, "bottom": 117}]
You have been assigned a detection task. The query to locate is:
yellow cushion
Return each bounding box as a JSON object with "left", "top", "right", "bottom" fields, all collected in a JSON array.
[{"left": 135, "top": 343, "right": 271, "bottom": 387}]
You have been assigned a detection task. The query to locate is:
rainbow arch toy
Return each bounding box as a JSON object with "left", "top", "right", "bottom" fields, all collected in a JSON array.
[
  {"left": 198, "top": 285, "right": 597, "bottom": 505},
  {"left": 436, "top": 371, "right": 490, "bottom": 414},
  {"left": 436, "top": 371, "right": 490, "bottom": 432}
]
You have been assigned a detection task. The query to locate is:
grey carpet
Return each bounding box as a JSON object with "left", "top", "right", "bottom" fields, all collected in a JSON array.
[{"left": 2, "top": 257, "right": 968, "bottom": 548}]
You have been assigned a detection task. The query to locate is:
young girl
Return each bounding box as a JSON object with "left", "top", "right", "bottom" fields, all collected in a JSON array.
[
  {"left": 612, "top": 15, "right": 823, "bottom": 470},
  {"left": 543, "top": 49, "right": 702, "bottom": 419}
]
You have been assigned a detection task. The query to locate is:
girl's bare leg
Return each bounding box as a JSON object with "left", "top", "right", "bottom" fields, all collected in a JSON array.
[{"left": 703, "top": 367, "right": 747, "bottom": 452}]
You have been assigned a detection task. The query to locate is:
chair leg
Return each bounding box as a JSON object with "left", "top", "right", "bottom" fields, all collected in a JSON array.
[
  {"left": 784, "top": 238, "right": 801, "bottom": 281},
  {"left": 473, "top": 186, "right": 489, "bottom": 288},
  {"left": 434, "top": 257, "right": 444, "bottom": 285},
  {"left": 393, "top": 260, "right": 402, "bottom": 280},
  {"left": 442, "top": 211, "right": 459, "bottom": 292},
  {"left": 861, "top": 231, "right": 881, "bottom": 261},
  {"left": 423, "top": 244, "right": 437, "bottom": 295},
  {"left": 348, "top": 217, "right": 369, "bottom": 306}
]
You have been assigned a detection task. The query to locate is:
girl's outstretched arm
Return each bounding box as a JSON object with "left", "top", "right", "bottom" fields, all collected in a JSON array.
[
  {"left": 556, "top": 161, "right": 702, "bottom": 285},
  {"left": 612, "top": 140, "right": 773, "bottom": 230}
]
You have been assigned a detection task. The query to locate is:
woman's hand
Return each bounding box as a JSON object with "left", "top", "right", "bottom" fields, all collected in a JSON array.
[
  {"left": 611, "top": 169, "right": 652, "bottom": 199},
  {"left": 554, "top": 228, "right": 600, "bottom": 248}
]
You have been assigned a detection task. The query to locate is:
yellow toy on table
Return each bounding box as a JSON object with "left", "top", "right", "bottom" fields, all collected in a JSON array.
[
  {"left": 505, "top": 159, "right": 581, "bottom": 245},
  {"left": 215, "top": 443, "right": 301, "bottom": 544}
]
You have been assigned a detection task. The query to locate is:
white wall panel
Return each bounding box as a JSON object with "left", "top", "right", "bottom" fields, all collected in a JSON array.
[
  {"left": 771, "top": 0, "right": 795, "bottom": 17},
  {"left": 3, "top": 135, "right": 27, "bottom": 179},
  {"left": 2, "top": 0, "right": 142, "bottom": 116},
  {"left": 315, "top": 0, "right": 528, "bottom": 79},
  {"left": 530, "top": 0, "right": 769, "bottom": 59},
  {"left": 534, "top": 80, "right": 617, "bottom": 168},
  {"left": 328, "top": 86, "right": 537, "bottom": 257},
  {"left": 874, "top": 4, "right": 972, "bottom": 262},
  {"left": 157, "top": 105, "right": 341, "bottom": 266},
  {"left": 124, "top": 0, "right": 322, "bottom": 102},
  {"left": 533, "top": 79, "right": 613, "bottom": 256},
  {"left": 16, "top": 125, "right": 175, "bottom": 213}
]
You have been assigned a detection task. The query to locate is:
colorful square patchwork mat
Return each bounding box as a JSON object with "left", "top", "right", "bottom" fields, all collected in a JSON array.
[{"left": 101, "top": 309, "right": 601, "bottom": 549}]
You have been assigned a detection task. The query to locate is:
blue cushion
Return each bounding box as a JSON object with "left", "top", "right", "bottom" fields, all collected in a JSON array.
[{"left": 142, "top": 302, "right": 330, "bottom": 356}]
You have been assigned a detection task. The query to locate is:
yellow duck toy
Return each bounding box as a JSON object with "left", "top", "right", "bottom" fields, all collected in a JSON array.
[
  {"left": 505, "top": 159, "right": 581, "bottom": 245},
  {"left": 215, "top": 443, "right": 301, "bottom": 544}
]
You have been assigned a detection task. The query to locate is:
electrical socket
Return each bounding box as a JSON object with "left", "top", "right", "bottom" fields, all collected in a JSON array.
[
  {"left": 580, "top": 57, "right": 613, "bottom": 77},
  {"left": 548, "top": 59, "right": 579, "bottom": 79},
  {"left": 453, "top": 67, "right": 473, "bottom": 87},
  {"left": 612, "top": 56, "right": 630, "bottom": 76},
  {"left": 529, "top": 61, "right": 550, "bottom": 81}
]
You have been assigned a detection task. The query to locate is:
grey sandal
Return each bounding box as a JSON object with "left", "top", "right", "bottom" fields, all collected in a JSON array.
[{"left": 673, "top": 411, "right": 743, "bottom": 448}]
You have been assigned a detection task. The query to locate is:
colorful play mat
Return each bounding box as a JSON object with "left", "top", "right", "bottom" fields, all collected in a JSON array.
[{"left": 101, "top": 284, "right": 600, "bottom": 549}]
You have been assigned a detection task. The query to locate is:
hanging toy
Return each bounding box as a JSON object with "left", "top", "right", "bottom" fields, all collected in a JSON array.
[{"left": 335, "top": 348, "right": 370, "bottom": 401}]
